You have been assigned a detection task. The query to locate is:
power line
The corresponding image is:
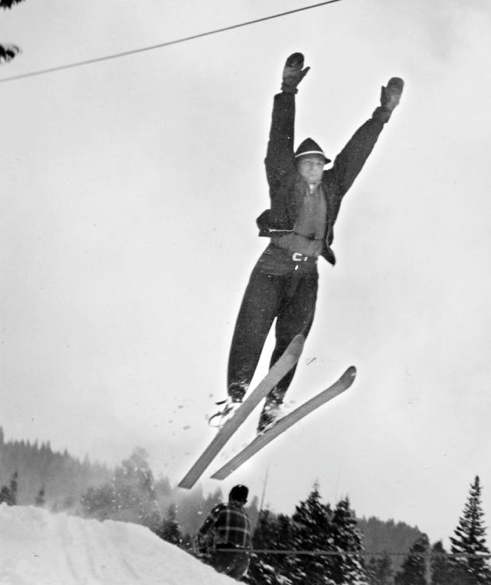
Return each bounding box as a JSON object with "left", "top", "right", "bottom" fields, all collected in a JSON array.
[{"left": 0, "top": 0, "right": 342, "bottom": 84}]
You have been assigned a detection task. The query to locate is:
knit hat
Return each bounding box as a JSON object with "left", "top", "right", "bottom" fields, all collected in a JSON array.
[
  {"left": 294, "top": 137, "right": 331, "bottom": 164},
  {"left": 229, "top": 485, "right": 249, "bottom": 502}
]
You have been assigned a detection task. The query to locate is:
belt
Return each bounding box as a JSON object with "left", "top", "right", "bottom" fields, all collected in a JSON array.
[
  {"left": 268, "top": 244, "right": 318, "bottom": 267},
  {"left": 291, "top": 251, "right": 317, "bottom": 265}
]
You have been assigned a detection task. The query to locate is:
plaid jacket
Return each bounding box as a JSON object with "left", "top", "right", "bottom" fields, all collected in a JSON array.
[{"left": 197, "top": 501, "right": 252, "bottom": 552}]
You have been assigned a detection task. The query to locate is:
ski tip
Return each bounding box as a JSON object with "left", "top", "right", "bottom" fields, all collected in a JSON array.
[
  {"left": 343, "top": 365, "right": 357, "bottom": 381},
  {"left": 291, "top": 333, "right": 306, "bottom": 349}
]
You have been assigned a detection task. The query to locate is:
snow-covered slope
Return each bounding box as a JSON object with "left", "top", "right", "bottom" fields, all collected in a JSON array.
[{"left": 0, "top": 504, "right": 235, "bottom": 585}]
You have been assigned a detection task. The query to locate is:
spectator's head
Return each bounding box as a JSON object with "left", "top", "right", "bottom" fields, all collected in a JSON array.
[{"left": 229, "top": 485, "right": 249, "bottom": 504}]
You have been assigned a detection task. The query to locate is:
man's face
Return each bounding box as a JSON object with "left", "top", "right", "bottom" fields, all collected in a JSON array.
[{"left": 297, "top": 155, "right": 325, "bottom": 185}]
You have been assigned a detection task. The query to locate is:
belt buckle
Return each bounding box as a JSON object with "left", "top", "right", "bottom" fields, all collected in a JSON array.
[{"left": 292, "top": 252, "right": 304, "bottom": 262}]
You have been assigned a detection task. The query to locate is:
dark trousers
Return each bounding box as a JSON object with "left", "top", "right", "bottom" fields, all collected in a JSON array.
[
  {"left": 228, "top": 244, "right": 318, "bottom": 405},
  {"left": 209, "top": 549, "right": 250, "bottom": 580}
]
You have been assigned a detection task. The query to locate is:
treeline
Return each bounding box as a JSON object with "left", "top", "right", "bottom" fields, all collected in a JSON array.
[
  {"left": 358, "top": 516, "right": 424, "bottom": 562},
  {"left": 243, "top": 477, "right": 491, "bottom": 585},
  {"left": 76, "top": 446, "right": 261, "bottom": 543},
  {"left": 0, "top": 427, "right": 253, "bottom": 536},
  {"left": 0, "top": 426, "right": 416, "bottom": 543},
  {"left": 247, "top": 485, "right": 368, "bottom": 584},
  {"left": 2, "top": 428, "right": 490, "bottom": 583},
  {"left": 0, "top": 426, "right": 112, "bottom": 509}
]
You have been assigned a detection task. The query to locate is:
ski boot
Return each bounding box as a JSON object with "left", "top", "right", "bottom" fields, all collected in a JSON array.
[
  {"left": 208, "top": 383, "right": 245, "bottom": 428},
  {"left": 257, "top": 401, "right": 285, "bottom": 434}
]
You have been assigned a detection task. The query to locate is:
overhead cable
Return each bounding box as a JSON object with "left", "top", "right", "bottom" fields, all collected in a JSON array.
[{"left": 0, "top": 0, "right": 342, "bottom": 84}]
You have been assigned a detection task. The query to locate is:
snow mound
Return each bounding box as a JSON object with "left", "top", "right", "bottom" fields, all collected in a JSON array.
[{"left": 0, "top": 504, "right": 235, "bottom": 585}]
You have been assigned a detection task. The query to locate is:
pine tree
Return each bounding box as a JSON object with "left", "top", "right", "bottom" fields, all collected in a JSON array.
[
  {"left": 157, "top": 503, "right": 182, "bottom": 545},
  {"left": 358, "top": 516, "right": 422, "bottom": 572},
  {"left": 395, "top": 534, "right": 429, "bottom": 585},
  {"left": 330, "top": 497, "right": 369, "bottom": 584},
  {"left": 80, "top": 447, "right": 161, "bottom": 531},
  {"left": 449, "top": 476, "right": 491, "bottom": 585},
  {"left": 248, "top": 508, "right": 276, "bottom": 585},
  {"left": 35, "top": 485, "right": 46, "bottom": 507},
  {"left": 290, "top": 483, "right": 335, "bottom": 585},
  {"left": 248, "top": 509, "right": 295, "bottom": 585},
  {"left": 80, "top": 483, "right": 115, "bottom": 520},
  {"left": 9, "top": 471, "right": 18, "bottom": 504},
  {"left": 0, "top": 471, "right": 18, "bottom": 505},
  {"left": 367, "top": 552, "right": 394, "bottom": 585},
  {"left": 430, "top": 541, "right": 454, "bottom": 585}
]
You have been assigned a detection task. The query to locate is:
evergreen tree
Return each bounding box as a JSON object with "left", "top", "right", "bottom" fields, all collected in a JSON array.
[
  {"left": 290, "top": 483, "right": 335, "bottom": 585},
  {"left": 276, "top": 513, "right": 298, "bottom": 579},
  {"left": 356, "top": 516, "right": 422, "bottom": 573},
  {"left": 35, "top": 485, "right": 46, "bottom": 507},
  {"left": 157, "top": 503, "right": 182, "bottom": 545},
  {"left": 248, "top": 509, "right": 278, "bottom": 585},
  {"left": 112, "top": 447, "right": 159, "bottom": 527},
  {"left": 0, "top": 486, "right": 9, "bottom": 504},
  {"left": 449, "top": 476, "right": 491, "bottom": 585},
  {"left": 204, "top": 487, "right": 223, "bottom": 511},
  {"left": 330, "top": 497, "right": 369, "bottom": 584},
  {"left": 1, "top": 0, "right": 25, "bottom": 63},
  {"left": 0, "top": 471, "right": 18, "bottom": 505},
  {"left": 395, "top": 533, "right": 429, "bottom": 585},
  {"left": 248, "top": 510, "right": 295, "bottom": 585},
  {"left": 430, "top": 541, "right": 454, "bottom": 585},
  {"left": 174, "top": 484, "right": 206, "bottom": 537},
  {"left": 9, "top": 471, "right": 18, "bottom": 504},
  {"left": 367, "top": 552, "right": 394, "bottom": 585},
  {"left": 80, "top": 447, "right": 161, "bottom": 531}
]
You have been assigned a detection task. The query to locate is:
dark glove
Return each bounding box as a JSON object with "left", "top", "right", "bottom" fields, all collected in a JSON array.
[
  {"left": 373, "top": 77, "right": 404, "bottom": 122},
  {"left": 380, "top": 77, "right": 404, "bottom": 110},
  {"left": 281, "top": 52, "right": 310, "bottom": 94}
]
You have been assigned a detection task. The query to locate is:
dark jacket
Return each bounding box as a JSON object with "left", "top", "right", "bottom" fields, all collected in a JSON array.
[{"left": 257, "top": 91, "right": 389, "bottom": 265}]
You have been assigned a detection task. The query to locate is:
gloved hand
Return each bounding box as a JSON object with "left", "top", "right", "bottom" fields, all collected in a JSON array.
[
  {"left": 281, "top": 52, "right": 310, "bottom": 94},
  {"left": 373, "top": 77, "right": 404, "bottom": 122},
  {"left": 380, "top": 77, "right": 404, "bottom": 111}
]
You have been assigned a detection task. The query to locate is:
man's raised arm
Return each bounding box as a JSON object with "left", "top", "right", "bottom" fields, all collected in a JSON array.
[{"left": 265, "top": 53, "right": 310, "bottom": 189}]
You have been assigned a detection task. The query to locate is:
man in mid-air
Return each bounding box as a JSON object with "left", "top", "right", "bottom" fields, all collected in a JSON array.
[{"left": 225, "top": 53, "right": 404, "bottom": 432}]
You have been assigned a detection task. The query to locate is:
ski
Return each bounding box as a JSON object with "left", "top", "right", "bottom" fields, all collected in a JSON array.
[
  {"left": 178, "top": 334, "right": 305, "bottom": 489},
  {"left": 210, "top": 365, "right": 356, "bottom": 481}
]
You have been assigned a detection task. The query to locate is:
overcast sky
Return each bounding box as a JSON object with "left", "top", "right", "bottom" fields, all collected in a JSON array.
[{"left": 1, "top": 0, "right": 491, "bottom": 545}]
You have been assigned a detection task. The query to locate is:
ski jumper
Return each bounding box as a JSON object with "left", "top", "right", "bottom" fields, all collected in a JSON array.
[{"left": 227, "top": 86, "right": 394, "bottom": 416}]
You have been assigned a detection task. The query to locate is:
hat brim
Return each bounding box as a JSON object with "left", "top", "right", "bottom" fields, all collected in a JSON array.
[{"left": 295, "top": 151, "right": 331, "bottom": 165}]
